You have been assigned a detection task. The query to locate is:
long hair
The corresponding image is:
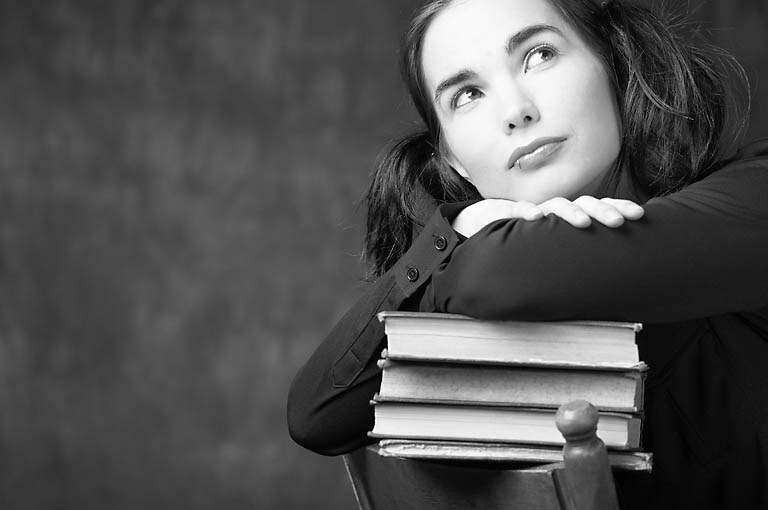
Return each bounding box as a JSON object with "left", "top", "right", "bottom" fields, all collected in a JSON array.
[{"left": 363, "top": 0, "right": 749, "bottom": 276}]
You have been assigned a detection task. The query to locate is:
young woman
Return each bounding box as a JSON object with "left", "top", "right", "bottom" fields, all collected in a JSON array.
[{"left": 288, "top": 0, "right": 768, "bottom": 507}]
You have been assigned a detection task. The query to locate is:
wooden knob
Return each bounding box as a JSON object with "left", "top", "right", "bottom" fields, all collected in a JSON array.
[{"left": 555, "top": 400, "right": 599, "bottom": 442}]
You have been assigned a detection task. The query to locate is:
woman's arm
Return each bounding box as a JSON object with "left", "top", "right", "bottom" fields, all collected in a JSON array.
[
  {"left": 426, "top": 152, "right": 768, "bottom": 323},
  {"left": 287, "top": 207, "right": 462, "bottom": 455}
]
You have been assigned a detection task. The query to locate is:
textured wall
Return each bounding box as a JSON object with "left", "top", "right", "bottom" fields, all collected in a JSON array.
[
  {"left": 0, "top": 1, "right": 764, "bottom": 509},
  {"left": 0, "top": 1, "right": 414, "bottom": 508}
]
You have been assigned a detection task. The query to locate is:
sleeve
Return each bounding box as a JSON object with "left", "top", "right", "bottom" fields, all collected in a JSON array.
[
  {"left": 425, "top": 157, "right": 768, "bottom": 323},
  {"left": 286, "top": 204, "right": 464, "bottom": 455}
]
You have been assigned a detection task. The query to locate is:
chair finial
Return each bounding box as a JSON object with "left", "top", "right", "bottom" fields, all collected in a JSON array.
[{"left": 555, "top": 399, "right": 599, "bottom": 442}]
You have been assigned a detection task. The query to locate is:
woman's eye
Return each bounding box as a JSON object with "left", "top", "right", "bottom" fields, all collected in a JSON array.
[
  {"left": 523, "top": 44, "right": 557, "bottom": 72},
  {"left": 452, "top": 87, "right": 483, "bottom": 109}
]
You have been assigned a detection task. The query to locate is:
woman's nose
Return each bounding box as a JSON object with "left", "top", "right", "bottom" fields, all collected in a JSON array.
[{"left": 501, "top": 89, "right": 540, "bottom": 134}]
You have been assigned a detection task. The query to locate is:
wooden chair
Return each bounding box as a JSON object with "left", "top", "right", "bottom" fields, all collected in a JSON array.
[{"left": 343, "top": 401, "right": 623, "bottom": 510}]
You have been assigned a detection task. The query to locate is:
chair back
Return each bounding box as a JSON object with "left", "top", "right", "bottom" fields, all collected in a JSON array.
[
  {"left": 342, "top": 400, "right": 622, "bottom": 510},
  {"left": 344, "top": 445, "right": 566, "bottom": 510}
]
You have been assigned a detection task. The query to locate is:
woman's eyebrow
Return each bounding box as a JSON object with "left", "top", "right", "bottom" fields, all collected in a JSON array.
[
  {"left": 433, "top": 69, "right": 477, "bottom": 104},
  {"left": 506, "top": 24, "right": 563, "bottom": 53}
]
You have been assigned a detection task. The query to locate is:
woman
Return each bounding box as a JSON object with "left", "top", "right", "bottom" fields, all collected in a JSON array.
[{"left": 288, "top": 0, "right": 768, "bottom": 507}]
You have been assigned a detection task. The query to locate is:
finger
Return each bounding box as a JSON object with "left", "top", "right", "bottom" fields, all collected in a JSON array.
[
  {"left": 572, "top": 195, "right": 624, "bottom": 227},
  {"left": 600, "top": 198, "right": 645, "bottom": 220},
  {"left": 539, "top": 197, "right": 592, "bottom": 228},
  {"left": 513, "top": 201, "right": 544, "bottom": 221}
]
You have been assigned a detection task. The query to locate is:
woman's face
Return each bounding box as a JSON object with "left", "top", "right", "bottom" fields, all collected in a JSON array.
[{"left": 421, "top": 0, "right": 622, "bottom": 202}]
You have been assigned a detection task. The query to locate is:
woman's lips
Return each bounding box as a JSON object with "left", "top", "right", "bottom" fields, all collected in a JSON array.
[{"left": 508, "top": 137, "right": 567, "bottom": 171}]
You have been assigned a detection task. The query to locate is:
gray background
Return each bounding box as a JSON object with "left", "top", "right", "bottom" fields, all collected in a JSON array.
[{"left": 0, "top": 1, "right": 765, "bottom": 508}]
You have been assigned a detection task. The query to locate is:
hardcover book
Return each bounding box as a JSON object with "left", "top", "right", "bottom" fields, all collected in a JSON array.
[
  {"left": 377, "top": 359, "right": 647, "bottom": 413},
  {"left": 377, "top": 312, "right": 643, "bottom": 369},
  {"left": 369, "top": 401, "right": 642, "bottom": 450},
  {"left": 376, "top": 439, "right": 653, "bottom": 471}
]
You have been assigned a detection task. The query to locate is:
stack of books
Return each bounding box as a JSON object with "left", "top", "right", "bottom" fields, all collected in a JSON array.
[{"left": 369, "top": 311, "right": 652, "bottom": 470}]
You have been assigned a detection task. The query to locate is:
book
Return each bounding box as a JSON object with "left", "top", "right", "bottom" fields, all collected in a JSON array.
[
  {"left": 376, "top": 439, "right": 653, "bottom": 471},
  {"left": 377, "top": 311, "right": 643, "bottom": 369},
  {"left": 369, "top": 402, "right": 642, "bottom": 449},
  {"left": 376, "top": 359, "right": 647, "bottom": 413}
]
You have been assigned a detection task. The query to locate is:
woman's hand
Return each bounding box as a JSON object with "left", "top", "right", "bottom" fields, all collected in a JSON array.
[{"left": 452, "top": 196, "right": 644, "bottom": 237}]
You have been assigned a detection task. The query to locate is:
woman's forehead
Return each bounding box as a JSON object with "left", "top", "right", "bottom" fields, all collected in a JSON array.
[{"left": 421, "top": 0, "right": 570, "bottom": 91}]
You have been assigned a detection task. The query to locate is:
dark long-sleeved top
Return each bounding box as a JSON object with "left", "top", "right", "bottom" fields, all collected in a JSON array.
[{"left": 287, "top": 139, "right": 768, "bottom": 509}]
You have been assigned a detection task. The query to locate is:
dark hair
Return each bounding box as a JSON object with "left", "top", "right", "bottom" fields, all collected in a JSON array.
[{"left": 363, "top": 0, "right": 749, "bottom": 276}]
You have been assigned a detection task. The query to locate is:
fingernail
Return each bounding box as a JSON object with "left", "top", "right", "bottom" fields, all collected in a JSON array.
[{"left": 573, "top": 213, "right": 590, "bottom": 226}]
